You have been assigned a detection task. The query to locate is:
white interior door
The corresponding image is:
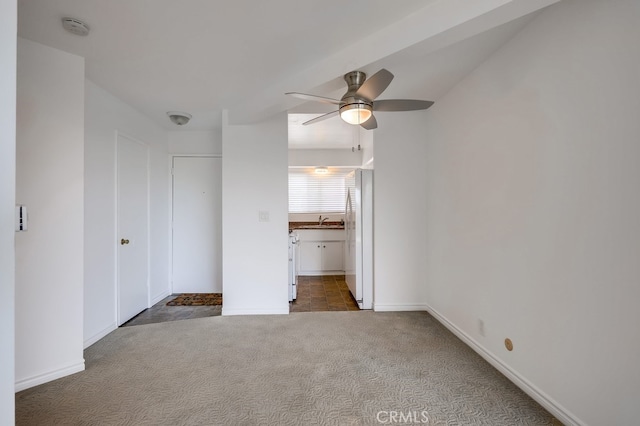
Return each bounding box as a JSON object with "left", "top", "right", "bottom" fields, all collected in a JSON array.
[
  {"left": 172, "top": 156, "right": 222, "bottom": 293},
  {"left": 117, "top": 133, "right": 149, "bottom": 325}
]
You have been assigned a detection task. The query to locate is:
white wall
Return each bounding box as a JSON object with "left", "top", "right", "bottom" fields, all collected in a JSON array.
[
  {"left": 288, "top": 122, "right": 372, "bottom": 168},
  {"left": 360, "top": 127, "right": 374, "bottom": 168},
  {"left": 84, "top": 80, "right": 169, "bottom": 347},
  {"left": 360, "top": 144, "right": 374, "bottom": 169},
  {"left": 222, "top": 111, "right": 289, "bottom": 315},
  {"left": 422, "top": 1, "right": 640, "bottom": 424},
  {"left": 168, "top": 130, "right": 222, "bottom": 155},
  {"left": 15, "top": 38, "right": 85, "bottom": 390},
  {"left": 288, "top": 148, "right": 362, "bottom": 167},
  {"left": 372, "top": 112, "right": 428, "bottom": 311},
  {"left": 0, "top": 0, "right": 16, "bottom": 421}
]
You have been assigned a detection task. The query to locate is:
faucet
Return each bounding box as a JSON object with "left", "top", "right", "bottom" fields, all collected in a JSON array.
[{"left": 319, "top": 215, "right": 328, "bottom": 225}]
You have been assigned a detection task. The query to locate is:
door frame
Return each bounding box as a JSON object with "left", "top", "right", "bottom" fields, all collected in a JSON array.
[
  {"left": 169, "top": 154, "right": 222, "bottom": 294},
  {"left": 115, "top": 131, "right": 151, "bottom": 325}
]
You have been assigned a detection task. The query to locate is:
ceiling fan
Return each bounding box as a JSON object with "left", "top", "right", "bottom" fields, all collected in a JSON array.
[{"left": 286, "top": 68, "right": 434, "bottom": 130}]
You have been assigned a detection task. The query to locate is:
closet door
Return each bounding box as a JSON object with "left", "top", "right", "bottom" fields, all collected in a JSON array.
[{"left": 117, "top": 133, "right": 149, "bottom": 325}]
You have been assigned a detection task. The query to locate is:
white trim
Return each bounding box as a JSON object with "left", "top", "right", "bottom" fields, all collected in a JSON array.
[
  {"left": 146, "top": 140, "right": 151, "bottom": 309},
  {"left": 297, "top": 270, "right": 345, "bottom": 276},
  {"left": 222, "top": 307, "right": 290, "bottom": 316},
  {"left": 112, "top": 131, "right": 119, "bottom": 330},
  {"left": 171, "top": 154, "right": 223, "bottom": 158},
  {"left": 151, "top": 289, "right": 171, "bottom": 306},
  {"left": 167, "top": 154, "right": 173, "bottom": 298},
  {"left": 15, "top": 360, "right": 85, "bottom": 392},
  {"left": 425, "top": 304, "right": 583, "bottom": 426},
  {"left": 373, "top": 303, "right": 429, "bottom": 312},
  {"left": 83, "top": 323, "right": 117, "bottom": 349}
]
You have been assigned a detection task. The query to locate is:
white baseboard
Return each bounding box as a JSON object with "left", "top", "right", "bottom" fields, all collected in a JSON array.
[
  {"left": 222, "top": 306, "right": 290, "bottom": 316},
  {"left": 15, "top": 359, "right": 85, "bottom": 392},
  {"left": 150, "top": 290, "right": 171, "bottom": 306},
  {"left": 425, "top": 304, "right": 583, "bottom": 426},
  {"left": 84, "top": 322, "right": 118, "bottom": 349},
  {"left": 374, "top": 303, "right": 429, "bottom": 312},
  {"left": 298, "top": 271, "right": 345, "bottom": 276}
]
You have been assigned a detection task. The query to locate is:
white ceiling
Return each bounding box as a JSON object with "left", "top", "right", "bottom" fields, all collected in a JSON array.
[
  {"left": 287, "top": 11, "right": 541, "bottom": 149},
  {"left": 17, "top": 0, "right": 560, "bottom": 146}
]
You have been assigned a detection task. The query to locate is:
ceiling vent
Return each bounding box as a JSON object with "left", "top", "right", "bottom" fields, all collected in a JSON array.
[{"left": 62, "top": 17, "right": 90, "bottom": 36}]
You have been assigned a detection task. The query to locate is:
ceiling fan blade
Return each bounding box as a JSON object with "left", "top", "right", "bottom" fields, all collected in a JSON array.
[
  {"left": 360, "top": 114, "right": 377, "bottom": 130},
  {"left": 356, "top": 69, "right": 394, "bottom": 101},
  {"left": 373, "top": 99, "right": 434, "bottom": 111},
  {"left": 302, "top": 110, "right": 340, "bottom": 126},
  {"left": 285, "top": 92, "right": 342, "bottom": 106}
]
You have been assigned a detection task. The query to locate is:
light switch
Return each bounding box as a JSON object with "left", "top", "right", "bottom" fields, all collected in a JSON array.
[{"left": 258, "top": 210, "right": 270, "bottom": 222}]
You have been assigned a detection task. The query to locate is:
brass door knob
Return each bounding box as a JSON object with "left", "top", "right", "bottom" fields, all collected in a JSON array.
[{"left": 120, "top": 238, "right": 130, "bottom": 245}]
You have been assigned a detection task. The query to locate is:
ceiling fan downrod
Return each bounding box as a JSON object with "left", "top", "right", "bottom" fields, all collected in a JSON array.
[{"left": 343, "top": 71, "right": 367, "bottom": 94}]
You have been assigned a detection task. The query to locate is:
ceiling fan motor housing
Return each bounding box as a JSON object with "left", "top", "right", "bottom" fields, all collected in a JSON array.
[
  {"left": 339, "top": 71, "right": 373, "bottom": 123},
  {"left": 339, "top": 97, "right": 372, "bottom": 113}
]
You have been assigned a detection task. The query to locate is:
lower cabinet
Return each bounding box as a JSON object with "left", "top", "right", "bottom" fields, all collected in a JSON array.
[
  {"left": 299, "top": 242, "right": 322, "bottom": 272},
  {"left": 322, "top": 241, "right": 344, "bottom": 271},
  {"left": 298, "top": 241, "right": 344, "bottom": 275}
]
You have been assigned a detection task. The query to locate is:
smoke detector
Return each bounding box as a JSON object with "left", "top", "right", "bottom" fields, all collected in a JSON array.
[
  {"left": 167, "top": 111, "right": 192, "bottom": 126},
  {"left": 62, "top": 17, "right": 90, "bottom": 36}
]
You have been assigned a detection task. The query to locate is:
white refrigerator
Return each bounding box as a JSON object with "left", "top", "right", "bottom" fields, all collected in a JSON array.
[{"left": 345, "top": 169, "right": 373, "bottom": 309}]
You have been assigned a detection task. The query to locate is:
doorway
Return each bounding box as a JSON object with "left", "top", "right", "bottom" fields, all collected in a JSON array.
[{"left": 171, "top": 156, "right": 222, "bottom": 293}]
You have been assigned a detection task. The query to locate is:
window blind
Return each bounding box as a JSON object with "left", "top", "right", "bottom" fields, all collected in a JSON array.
[{"left": 288, "top": 169, "right": 350, "bottom": 213}]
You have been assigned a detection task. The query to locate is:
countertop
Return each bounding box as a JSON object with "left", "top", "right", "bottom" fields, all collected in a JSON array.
[{"left": 289, "top": 221, "right": 345, "bottom": 231}]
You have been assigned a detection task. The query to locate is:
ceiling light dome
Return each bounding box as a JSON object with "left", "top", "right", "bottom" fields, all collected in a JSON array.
[
  {"left": 339, "top": 102, "right": 372, "bottom": 125},
  {"left": 167, "top": 111, "right": 192, "bottom": 126}
]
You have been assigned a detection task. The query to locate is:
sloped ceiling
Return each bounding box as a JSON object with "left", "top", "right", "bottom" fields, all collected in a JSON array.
[{"left": 17, "top": 0, "right": 560, "bottom": 139}]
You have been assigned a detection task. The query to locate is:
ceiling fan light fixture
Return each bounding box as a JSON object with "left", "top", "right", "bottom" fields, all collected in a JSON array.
[
  {"left": 286, "top": 68, "right": 434, "bottom": 130},
  {"left": 340, "top": 103, "right": 372, "bottom": 125}
]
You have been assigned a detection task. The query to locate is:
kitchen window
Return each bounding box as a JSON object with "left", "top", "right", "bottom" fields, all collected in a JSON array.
[{"left": 288, "top": 169, "right": 350, "bottom": 213}]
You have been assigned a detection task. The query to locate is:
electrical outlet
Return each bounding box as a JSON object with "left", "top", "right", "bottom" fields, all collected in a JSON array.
[
  {"left": 258, "top": 210, "right": 270, "bottom": 222},
  {"left": 505, "top": 338, "right": 513, "bottom": 351}
]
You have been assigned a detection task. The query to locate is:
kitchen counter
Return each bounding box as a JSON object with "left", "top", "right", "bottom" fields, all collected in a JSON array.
[{"left": 289, "top": 221, "right": 345, "bottom": 231}]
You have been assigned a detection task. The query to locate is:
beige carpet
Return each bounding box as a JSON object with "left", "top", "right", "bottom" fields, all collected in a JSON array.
[{"left": 16, "top": 312, "right": 556, "bottom": 425}]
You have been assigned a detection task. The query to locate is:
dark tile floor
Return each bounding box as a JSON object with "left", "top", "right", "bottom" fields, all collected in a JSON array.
[
  {"left": 121, "top": 295, "right": 222, "bottom": 327},
  {"left": 121, "top": 275, "right": 360, "bottom": 327},
  {"left": 291, "top": 275, "right": 361, "bottom": 312}
]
